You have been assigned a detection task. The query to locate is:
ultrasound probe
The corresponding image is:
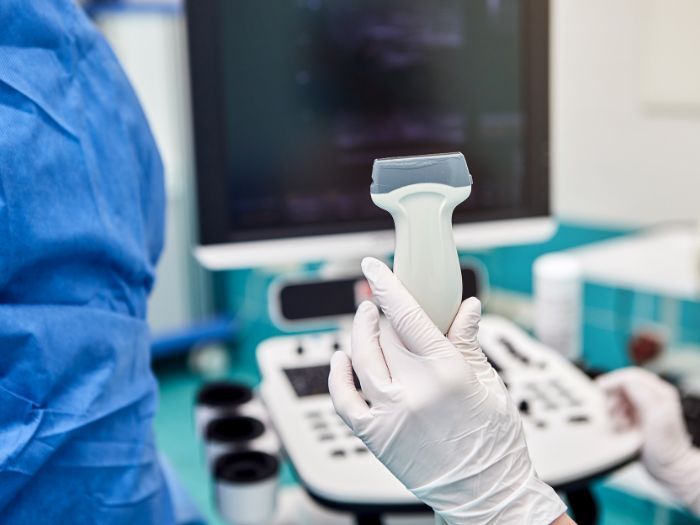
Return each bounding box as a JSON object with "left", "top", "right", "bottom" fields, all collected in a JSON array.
[{"left": 370, "top": 152, "right": 472, "bottom": 333}]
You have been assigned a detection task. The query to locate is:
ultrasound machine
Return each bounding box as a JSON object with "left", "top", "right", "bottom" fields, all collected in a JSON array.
[{"left": 186, "top": 1, "right": 640, "bottom": 523}]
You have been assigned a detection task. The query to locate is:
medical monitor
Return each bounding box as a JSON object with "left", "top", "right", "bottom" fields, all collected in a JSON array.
[{"left": 187, "top": 0, "right": 552, "bottom": 269}]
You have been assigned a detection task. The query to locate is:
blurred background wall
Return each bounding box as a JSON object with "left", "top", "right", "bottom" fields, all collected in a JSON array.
[{"left": 552, "top": 0, "right": 700, "bottom": 227}]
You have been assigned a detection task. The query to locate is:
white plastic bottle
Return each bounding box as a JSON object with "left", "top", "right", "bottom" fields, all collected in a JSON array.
[{"left": 533, "top": 253, "right": 583, "bottom": 361}]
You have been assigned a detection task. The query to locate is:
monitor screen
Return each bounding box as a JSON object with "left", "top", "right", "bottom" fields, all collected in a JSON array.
[{"left": 188, "top": 0, "right": 548, "bottom": 246}]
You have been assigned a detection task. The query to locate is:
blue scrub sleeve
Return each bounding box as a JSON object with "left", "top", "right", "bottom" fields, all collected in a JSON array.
[{"left": 0, "top": 1, "right": 191, "bottom": 522}]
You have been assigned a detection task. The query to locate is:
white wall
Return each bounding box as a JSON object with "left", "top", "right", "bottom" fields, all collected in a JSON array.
[{"left": 551, "top": 0, "right": 700, "bottom": 228}]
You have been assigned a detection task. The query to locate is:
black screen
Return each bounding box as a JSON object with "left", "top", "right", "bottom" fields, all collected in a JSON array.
[
  {"left": 278, "top": 266, "right": 480, "bottom": 321},
  {"left": 188, "top": 0, "right": 549, "bottom": 245},
  {"left": 284, "top": 365, "right": 361, "bottom": 397}
]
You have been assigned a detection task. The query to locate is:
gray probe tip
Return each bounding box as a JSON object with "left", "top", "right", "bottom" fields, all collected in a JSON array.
[{"left": 370, "top": 152, "right": 472, "bottom": 194}]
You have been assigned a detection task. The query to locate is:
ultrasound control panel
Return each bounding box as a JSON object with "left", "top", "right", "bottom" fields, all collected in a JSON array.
[
  {"left": 258, "top": 329, "right": 414, "bottom": 507},
  {"left": 257, "top": 315, "right": 642, "bottom": 507}
]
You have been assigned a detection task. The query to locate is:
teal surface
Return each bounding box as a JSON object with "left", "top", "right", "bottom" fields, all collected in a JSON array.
[
  {"left": 580, "top": 278, "right": 700, "bottom": 371},
  {"left": 462, "top": 221, "right": 632, "bottom": 294},
  {"left": 681, "top": 299, "right": 700, "bottom": 345},
  {"left": 154, "top": 220, "right": 700, "bottom": 523},
  {"left": 155, "top": 363, "right": 223, "bottom": 525},
  {"left": 593, "top": 483, "right": 700, "bottom": 524}
]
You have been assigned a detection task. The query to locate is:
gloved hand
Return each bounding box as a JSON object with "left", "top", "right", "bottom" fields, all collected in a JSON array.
[
  {"left": 329, "top": 257, "right": 567, "bottom": 524},
  {"left": 597, "top": 367, "right": 700, "bottom": 514}
]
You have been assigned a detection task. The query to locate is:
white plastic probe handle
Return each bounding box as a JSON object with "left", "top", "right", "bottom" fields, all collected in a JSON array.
[{"left": 372, "top": 183, "right": 471, "bottom": 334}]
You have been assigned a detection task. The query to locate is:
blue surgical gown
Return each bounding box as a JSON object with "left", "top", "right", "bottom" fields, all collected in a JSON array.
[{"left": 0, "top": 1, "right": 180, "bottom": 522}]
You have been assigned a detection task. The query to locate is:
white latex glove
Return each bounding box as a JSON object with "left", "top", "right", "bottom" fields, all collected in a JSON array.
[
  {"left": 328, "top": 257, "right": 566, "bottom": 524},
  {"left": 597, "top": 367, "right": 700, "bottom": 515}
]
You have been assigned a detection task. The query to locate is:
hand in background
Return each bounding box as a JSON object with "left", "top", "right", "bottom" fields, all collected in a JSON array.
[{"left": 598, "top": 367, "right": 700, "bottom": 515}]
